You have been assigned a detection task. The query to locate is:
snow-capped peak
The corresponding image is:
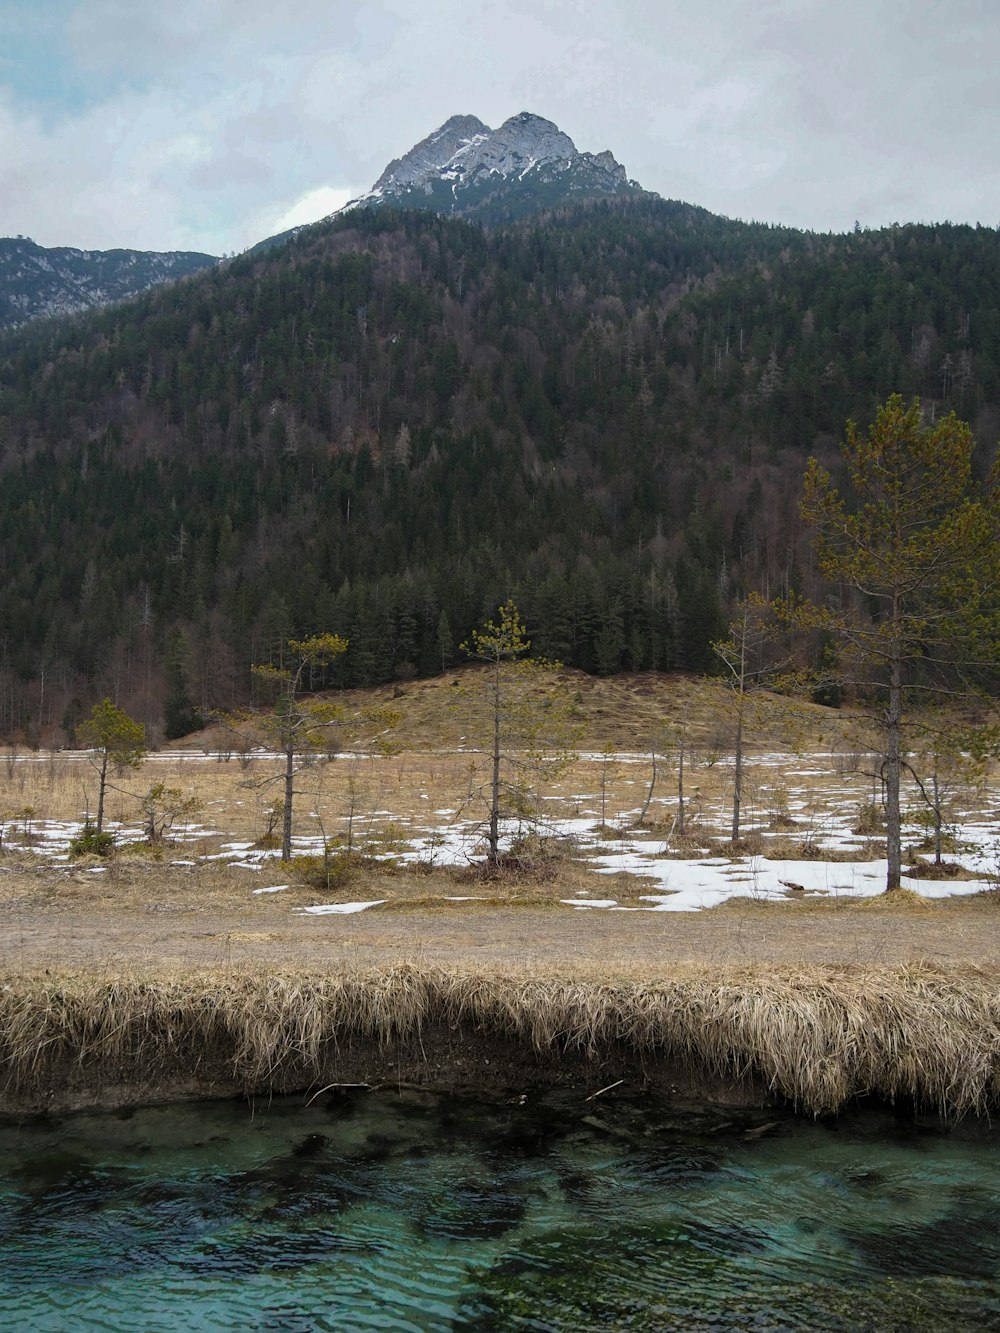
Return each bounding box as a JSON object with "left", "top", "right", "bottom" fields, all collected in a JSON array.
[
  {"left": 341, "top": 112, "right": 642, "bottom": 220},
  {"left": 370, "top": 114, "right": 491, "bottom": 194}
]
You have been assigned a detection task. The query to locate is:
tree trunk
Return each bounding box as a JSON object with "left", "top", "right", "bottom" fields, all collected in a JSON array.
[
  {"left": 489, "top": 661, "right": 501, "bottom": 863},
  {"left": 345, "top": 777, "right": 357, "bottom": 851},
  {"left": 282, "top": 741, "right": 294, "bottom": 862},
  {"left": 96, "top": 752, "right": 109, "bottom": 833},
  {"left": 885, "top": 642, "right": 903, "bottom": 891},
  {"left": 731, "top": 716, "right": 743, "bottom": 846},
  {"left": 636, "top": 747, "right": 658, "bottom": 825},
  {"left": 676, "top": 737, "right": 685, "bottom": 837}
]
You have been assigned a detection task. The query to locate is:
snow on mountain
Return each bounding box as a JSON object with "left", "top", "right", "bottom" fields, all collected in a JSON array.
[
  {"left": 369, "top": 114, "right": 492, "bottom": 194},
  {"left": 342, "top": 111, "right": 643, "bottom": 220}
]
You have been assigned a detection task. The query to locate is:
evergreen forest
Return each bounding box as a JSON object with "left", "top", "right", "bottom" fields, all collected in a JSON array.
[{"left": 1, "top": 197, "right": 998, "bottom": 741}]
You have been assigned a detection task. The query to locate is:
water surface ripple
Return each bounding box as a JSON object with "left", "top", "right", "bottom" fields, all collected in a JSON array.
[{"left": 0, "top": 1091, "right": 997, "bottom": 1330}]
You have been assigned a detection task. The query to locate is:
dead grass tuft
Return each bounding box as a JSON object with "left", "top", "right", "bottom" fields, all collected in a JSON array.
[
  {"left": 904, "top": 858, "right": 975, "bottom": 881},
  {"left": 857, "top": 888, "right": 938, "bottom": 912},
  {"left": 2, "top": 962, "right": 999, "bottom": 1117}
]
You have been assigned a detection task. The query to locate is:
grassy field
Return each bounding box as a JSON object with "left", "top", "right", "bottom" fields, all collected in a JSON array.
[
  {"left": 1, "top": 668, "right": 995, "bottom": 884},
  {"left": 1, "top": 670, "right": 998, "bottom": 1115},
  {"left": 0, "top": 668, "right": 995, "bottom": 896},
  {"left": 0, "top": 667, "right": 997, "bottom": 973}
]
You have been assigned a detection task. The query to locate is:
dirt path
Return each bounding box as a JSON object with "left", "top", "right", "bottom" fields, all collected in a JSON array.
[{"left": 3, "top": 896, "right": 998, "bottom": 977}]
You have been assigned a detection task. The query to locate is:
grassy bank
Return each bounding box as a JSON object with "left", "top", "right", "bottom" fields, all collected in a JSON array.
[{"left": 2, "top": 962, "right": 998, "bottom": 1119}]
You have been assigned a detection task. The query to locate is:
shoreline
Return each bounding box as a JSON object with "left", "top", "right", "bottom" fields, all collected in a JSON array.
[{"left": 2, "top": 962, "right": 997, "bottom": 1120}]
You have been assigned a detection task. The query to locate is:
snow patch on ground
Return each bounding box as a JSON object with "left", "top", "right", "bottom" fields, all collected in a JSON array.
[
  {"left": 297, "top": 900, "right": 386, "bottom": 915},
  {"left": 6, "top": 749, "right": 997, "bottom": 917}
]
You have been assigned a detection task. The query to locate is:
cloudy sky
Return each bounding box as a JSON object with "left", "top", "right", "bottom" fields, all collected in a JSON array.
[{"left": 2, "top": 0, "right": 997, "bottom": 256}]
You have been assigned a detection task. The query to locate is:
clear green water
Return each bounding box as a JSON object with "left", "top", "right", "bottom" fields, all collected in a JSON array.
[{"left": 0, "top": 1089, "right": 997, "bottom": 1331}]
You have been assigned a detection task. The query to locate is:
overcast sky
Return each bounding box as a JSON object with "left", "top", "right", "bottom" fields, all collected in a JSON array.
[{"left": 2, "top": 0, "right": 997, "bottom": 255}]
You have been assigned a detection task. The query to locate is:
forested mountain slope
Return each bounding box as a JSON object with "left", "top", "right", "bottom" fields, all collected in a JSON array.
[{"left": 0, "top": 199, "right": 998, "bottom": 740}]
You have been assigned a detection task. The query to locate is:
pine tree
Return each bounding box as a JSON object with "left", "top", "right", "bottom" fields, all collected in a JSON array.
[
  {"left": 78, "top": 698, "right": 147, "bottom": 835},
  {"left": 251, "top": 634, "right": 349, "bottom": 861},
  {"left": 436, "top": 609, "right": 454, "bottom": 671},
  {"left": 163, "top": 631, "right": 200, "bottom": 740},
  {"left": 798, "top": 396, "right": 1000, "bottom": 891},
  {"left": 460, "top": 600, "right": 577, "bottom": 865}
]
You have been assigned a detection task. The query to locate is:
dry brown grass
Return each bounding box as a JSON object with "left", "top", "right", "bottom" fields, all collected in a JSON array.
[
  {"left": 0, "top": 838, "right": 657, "bottom": 917},
  {"left": 904, "top": 858, "right": 978, "bottom": 881},
  {"left": 704, "top": 889, "right": 932, "bottom": 918},
  {"left": 2, "top": 961, "right": 998, "bottom": 1117},
  {"left": 1, "top": 672, "right": 997, "bottom": 1122},
  {"left": 1, "top": 669, "right": 995, "bottom": 859},
  {"left": 307, "top": 668, "right": 841, "bottom": 753}
]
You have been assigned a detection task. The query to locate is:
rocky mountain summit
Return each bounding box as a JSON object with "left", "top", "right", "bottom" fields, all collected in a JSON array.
[
  {"left": 2, "top": 112, "right": 640, "bottom": 327},
  {"left": 0, "top": 236, "right": 217, "bottom": 333},
  {"left": 345, "top": 111, "right": 645, "bottom": 223}
]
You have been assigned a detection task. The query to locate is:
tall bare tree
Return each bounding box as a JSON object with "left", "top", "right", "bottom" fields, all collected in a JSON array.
[{"left": 250, "top": 634, "right": 349, "bottom": 862}]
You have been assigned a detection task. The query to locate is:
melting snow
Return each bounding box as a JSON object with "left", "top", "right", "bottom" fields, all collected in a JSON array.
[
  {"left": 297, "top": 900, "right": 386, "bottom": 915},
  {"left": 6, "top": 748, "right": 997, "bottom": 917}
]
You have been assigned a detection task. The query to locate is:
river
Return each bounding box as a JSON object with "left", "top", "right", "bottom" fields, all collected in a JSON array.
[{"left": 1, "top": 1089, "right": 997, "bottom": 1330}]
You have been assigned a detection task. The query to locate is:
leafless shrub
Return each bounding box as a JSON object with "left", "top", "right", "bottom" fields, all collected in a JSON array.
[
  {"left": 832, "top": 749, "right": 865, "bottom": 776},
  {"left": 853, "top": 799, "right": 885, "bottom": 835}
]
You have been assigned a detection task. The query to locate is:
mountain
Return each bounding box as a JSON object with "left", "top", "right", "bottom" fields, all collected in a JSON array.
[
  {"left": 256, "top": 111, "right": 645, "bottom": 253},
  {"left": 0, "top": 236, "right": 218, "bottom": 332},
  {"left": 0, "top": 161, "right": 998, "bottom": 741},
  {"left": 347, "top": 111, "right": 644, "bottom": 221},
  {"left": 3, "top": 112, "right": 632, "bottom": 327}
]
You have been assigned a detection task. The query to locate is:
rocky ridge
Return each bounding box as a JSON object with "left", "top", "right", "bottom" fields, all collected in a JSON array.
[
  {"left": 344, "top": 111, "right": 644, "bottom": 221},
  {"left": 0, "top": 236, "right": 217, "bottom": 333}
]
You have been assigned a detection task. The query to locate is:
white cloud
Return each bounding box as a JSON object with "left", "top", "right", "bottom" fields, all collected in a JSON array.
[
  {"left": 254, "top": 186, "right": 361, "bottom": 245},
  {"left": 1, "top": 0, "right": 999, "bottom": 251}
]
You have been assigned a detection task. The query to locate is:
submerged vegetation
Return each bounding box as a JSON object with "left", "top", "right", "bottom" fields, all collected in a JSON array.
[{"left": 2, "top": 962, "right": 999, "bottom": 1119}]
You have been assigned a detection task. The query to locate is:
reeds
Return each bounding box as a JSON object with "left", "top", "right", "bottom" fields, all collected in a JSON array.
[{"left": 1, "top": 962, "right": 998, "bottom": 1117}]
